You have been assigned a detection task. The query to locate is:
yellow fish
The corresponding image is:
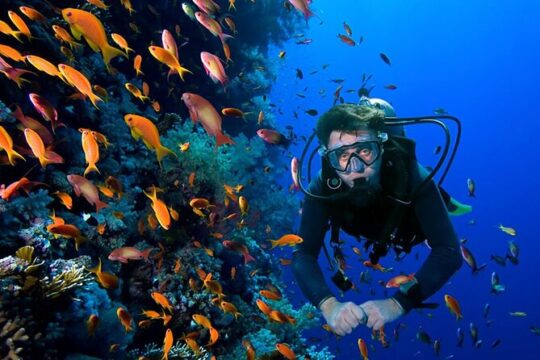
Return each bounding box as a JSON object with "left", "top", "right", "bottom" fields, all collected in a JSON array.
[
  {"left": 124, "top": 114, "right": 175, "bottom": 166},
  {"left": 62, "top": 8, "right": 127, "bottom": 71}
]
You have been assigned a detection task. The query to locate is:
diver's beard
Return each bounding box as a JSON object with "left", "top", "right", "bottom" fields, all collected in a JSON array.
[{"left": 344, "top": 178, "right": 382, "bottom": 208}]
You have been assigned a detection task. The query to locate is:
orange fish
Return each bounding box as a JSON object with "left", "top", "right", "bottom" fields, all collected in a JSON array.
[
  {"left": 48, "top": 223, "right": 86, "bottom": 250},
  {"left": 87, "top": 0, "right": 110, "bottom": 10},
  {"left": 0, "top": 44, "right": 24, "bottom": 62},
  {"left": 188, "top": 172, "right": 196, "bottom": 187},
  {"left": 222, "top": 240, "right": 255, "bottom": 264},
  {"left": 97, "top": 184, "right": 114, "bottom": 198},
  {"left": 269, "top": 234, "right": 303, "bottom": 249},
  {"left": 201, "top": 51, "right": 228, "bottom": 87},
  {"left": 144, "top": 186, "right": 171, "bottom": 230},
  {"left": 242, "top": 338, "right": 256, "bottom": 360},
  {"left": 192, "top": 314, "right": 213, "bottom": 329},
  {"left": 338, "top": 34, "right": 355, "bottom": 46},
  {"left": 255, "top": 299, "right": 272, "bottom": 316},
  {"left": 181, "top": 92, "right": 234, "bottom": 146},
  {"left": 58, "top": 64, "right": 103, "bottom": 108},
  {"left": 28, "top": 93, "right": 65, "bottom": 133},
  {"left": 151, "top": 291, "right": 174, "bottom": 313},
  {"left": 444, "top": 294, "right": 463, "bottom": 320},
  {"left": 62, "top": 8, "right": 127, "bottom": 70},
  {"left": 52, "top": 25, "right": 83, "bottom": 50},
  {"left": 0, "top": 125, "right": 25, "bottom": 165},
  {"left": 151, "top": 100, "right": 161, "bottom": 113},
  {"left": 53, "top": 191, "right": 73, "bottom": 209},
  {"left": 111, "top": 33, "right": 132, "bottom": 55},
  {"left": 86, "top": 314, "right": 99, "bottom": 336},
  {"left": 133, "top": 54, "right": 143, "bottom": 76},
  {"left": 363, "top": 260, "right": 393, "bottom": 273},
  {"left": 194, "top": 12, "right": 232, "bottom": 44},
  {"left": 8, "top": 11, "right": 32, "bottom": 41},
  {"left": 124, "top": 114, "right": 176, "bottom": 166},
  {"left": 179, "top": 142, "right": 190, "bottom": 152},
  {"left": 207, "top": 327, "right": 219, "bottom": 346},
  {"left": 0, "top": 20, "right": 24, "bottom": 43},
  {"left": 108, "top": 247, "right": 154, "bottom": 263},
  {"left": 163, "top": 328, "right": 173, "bottom": 360},
  {"left": 10, "top": 104, "right": 53, "bottom": 145},
  {"left": 25, "top": 55, "right": 64, "bottom": 82},
  {"left": 238, "top": 196, "right": 248, "bottom": 216},
  {"left": 259, "top": 290, "right": 281, "bottom": 301},
  {"left": 358, "top": 338, "right": 368, "bottom": 360},
  {"left": 148, "top": 45, "right": 192, "bottom": 81},
  {"left": 105, "top": 176, "right": 123, "bottom": 198},
  {"left": 24, "top": 128, "right": 64, "bottom": 168},
  {"left": 125, "top": 83, "right": 149, "bottom": 102},
  {"left": 116, "top": 307, "right": 133, "bottom": 332},
  {"left": 88, "top": 258, "right": 119, "bottom": 289},
  {"left": 268, "top": 310, "right": 295, "bottom": 324},
  {"left": 276, "top": 343, "right": 296, "bottom": 360},
  {"left": 19, "top": 6, "right": 47, "bottom": 23},
  {"left": 1, "top": 177, "right": 46, "bottom": 201},
  {"left": 67, "top": 174, "right": 108, "bottom": 212},
  {"left": 385, "top": 274, "right": 415, "bottom": 288},
  {"left": 81, "top": 129, "right": 101, "bottom": 176},
  {"left": 161, "top": 29, "right": 178, "bottom": 59}
]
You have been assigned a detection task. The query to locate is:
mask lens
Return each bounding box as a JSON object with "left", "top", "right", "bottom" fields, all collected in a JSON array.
[{"left": 327, "top": 141, "right": 381, "bottom": 172}]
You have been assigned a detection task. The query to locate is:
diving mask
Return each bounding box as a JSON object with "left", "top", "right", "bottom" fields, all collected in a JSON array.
[{"left": 320, "top": 133, "right": 387, "bottom": 174}]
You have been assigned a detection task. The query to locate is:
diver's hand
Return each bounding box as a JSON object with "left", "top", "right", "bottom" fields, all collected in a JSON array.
[
  {"left": 359, "top": 298, "right": 404, "bottom": 331},
  {"left": 319, "top": 297, "right": 366, "bottom": 336}
]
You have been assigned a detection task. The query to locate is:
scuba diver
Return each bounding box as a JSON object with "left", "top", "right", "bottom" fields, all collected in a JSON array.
[{"left": 292, "top": 97, "right": 471, "bottom": 336}]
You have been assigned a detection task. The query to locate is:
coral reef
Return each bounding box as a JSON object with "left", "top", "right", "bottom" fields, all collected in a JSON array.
[{"left": 0, "top": 0, "right": 328, "bottom": 359}]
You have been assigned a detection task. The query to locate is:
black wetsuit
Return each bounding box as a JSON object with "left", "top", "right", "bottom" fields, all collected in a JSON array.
[{"left": 292, "top": 139, "right": 463, "bottom": 313}]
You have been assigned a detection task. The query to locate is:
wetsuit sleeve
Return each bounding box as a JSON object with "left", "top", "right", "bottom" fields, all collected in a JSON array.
[
  {"left": 392, "top": 163, "right": 463, "bottom": 313},
  {"left": 292, "top": 174, "right": 335, "bottom": 308}
]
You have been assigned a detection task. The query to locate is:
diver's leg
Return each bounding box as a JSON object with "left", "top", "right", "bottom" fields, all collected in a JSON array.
[{"left": 418, "top": 164, "right": 472, "bottom": 216}]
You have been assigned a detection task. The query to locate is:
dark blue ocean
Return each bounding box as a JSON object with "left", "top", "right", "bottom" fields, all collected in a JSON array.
[{"left": 272, "top": 1, "right": 540, "bottom": 359}]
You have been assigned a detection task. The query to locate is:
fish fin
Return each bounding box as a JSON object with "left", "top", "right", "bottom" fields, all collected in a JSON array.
[
  {"left": 88, "top": 258, "right": 102, "bottom": 274},
  {"left": 269, "top": 240, "right": 278, "bottom": 249},
  {"left": 243, "top": 253, "right": 255, "bottom": 264},
  {"left": 156, "top": 145, "right": 176, "bottom": 164},
  {"left": 88, "top": 93, "right": 103, "bottom": 109},
  {"left": 141, "top": 248, "right": 155, "bottom": 262},
  {"left": 102, "top": 44, "right": 128, "bottom": 70},
  {"left": 95, "top": 199, "right": 108, "bottom": 212},
  {"left": 83, "top": 37, "right": 101, "bottom": 53},
  {"left": 142, "top": 139, "right": 153, "bottom": 150},
  {"left": 175, "top": 64, "right": 193, "bottom": 82},
  {"left": 84, "top": 163, "right": 101, "bottom": 177},
  {"left": 215, "top": 132, "right": 234, "bottom": 147},
  {"left": 130, "top": 128, "right": 141, "bottom": 141},
  {"left": 7, "top": 149, "right": 25, "bottom": 166}
]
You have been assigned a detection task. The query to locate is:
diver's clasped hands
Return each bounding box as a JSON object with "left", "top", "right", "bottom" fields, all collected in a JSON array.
[
  {"left": 359, "top": 298, "right": 404, "bottom": 331},
  {"left": 320, "top": 297, "right": 404, "bottom": 336}
]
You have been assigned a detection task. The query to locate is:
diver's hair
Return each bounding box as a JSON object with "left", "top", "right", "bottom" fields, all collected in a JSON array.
[{"left": 316, "top": 104, "right": 385, "bottom": 146}]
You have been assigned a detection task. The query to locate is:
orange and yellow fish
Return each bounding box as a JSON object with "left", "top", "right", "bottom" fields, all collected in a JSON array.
[{"left": 124, "top": 114, "right": 176, "bottom": 166}]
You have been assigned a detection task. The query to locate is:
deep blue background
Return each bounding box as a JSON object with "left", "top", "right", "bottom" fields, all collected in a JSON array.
[{"left": 270, "top": 1, "right": 540, "bottom": 358}]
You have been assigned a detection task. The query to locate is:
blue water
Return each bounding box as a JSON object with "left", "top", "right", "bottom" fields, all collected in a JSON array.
[{"left": 271, "top": 1, "right": 540, "bottom": 358}]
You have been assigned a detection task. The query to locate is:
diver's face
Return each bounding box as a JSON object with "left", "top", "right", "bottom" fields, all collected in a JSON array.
[{"left": 327, "top": 130, "right": 382, "bottom": 188}]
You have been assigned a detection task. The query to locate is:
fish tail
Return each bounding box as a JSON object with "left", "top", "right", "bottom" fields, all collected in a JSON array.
[
  {"left": 243, "top": 252, "right": 255, "bottom": 264},
  {"left": 102, "top": 44, "right": 128, "bottom": 69},
  {"left": 269, "top": 239, "right": 278, "bottom": 249},
  {"left": 175, "top": 64, "right": 193, "bottom": 82},
  {"left": 11, "top": 31, "right": 25, "bottom": 43},
  {"left": 215, "top": 132, "right": 234, "bottom": 147},
  {"left": 84, "top": 162, "right": 101, "bottom": 177},
  {"left": 219, "top": 33, "right": 234, "bottom": 44},
  {"left": 75, "top": 235, "right": 86, "bottom": 251},
  {"left": 95, "top": 199, "right": 108, "bottom": 212},
  {"left": 141, "top": 248, "right": 154, "bottom": 262},
  {"left": 88, "top": 93, "right": 103, "bottom": 109},
  {"left": 156, "top": 144, "right": 176, "bottom": 164},
  {"left": 7, "top": 149, "right": 25, "bottom": 166}
]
